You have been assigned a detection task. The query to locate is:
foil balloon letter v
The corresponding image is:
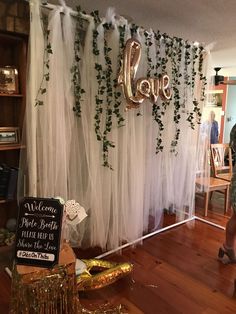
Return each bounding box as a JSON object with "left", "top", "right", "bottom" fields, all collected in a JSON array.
[{"left": 118, "top": 38, "right": 171, "bottom": 110}]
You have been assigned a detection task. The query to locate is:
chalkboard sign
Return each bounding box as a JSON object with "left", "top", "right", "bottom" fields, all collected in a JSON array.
[{"left": 15, "top": 197, "right": 63, "bottom": 268}]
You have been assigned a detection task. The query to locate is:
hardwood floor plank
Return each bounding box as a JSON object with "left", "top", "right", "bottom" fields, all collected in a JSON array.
[
  {"left": 154, "top": 262, "right": 236, "bottom": 314},
  {"left": 142, "top": 223, "right": 236, "bottom": 297},
  {"left": 195, "top": 193, "right": 232, "bottom": 227},
  {"left": 118, "top": 298, "right": 144, "bottom": 314},
  {"left": 132, "top": 262, "right": 205, "bottom": 314},
  {"left": 201, "top": 309, "right": 219, "bottom": 314}
]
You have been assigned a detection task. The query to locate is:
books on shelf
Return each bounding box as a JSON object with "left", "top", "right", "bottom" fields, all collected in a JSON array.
[
  {"left": 7, "top": 167, "right": 18, "bottom": 200},
  {"left": 0, "top": 164, "right": 18, "bottom": 200},
  {"left": 0, "top": 164, "right": 10, "bottom": 197}
]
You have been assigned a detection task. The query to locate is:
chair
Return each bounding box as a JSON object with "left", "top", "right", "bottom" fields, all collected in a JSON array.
[
  {"left": 210, "top": 143, "right": 233, "bottom": 182},
  {"left": 196, "top": 176, "right": 230, "bottom": 217}
]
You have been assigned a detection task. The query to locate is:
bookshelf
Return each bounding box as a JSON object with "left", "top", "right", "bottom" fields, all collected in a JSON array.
[
  {"left": 0, "top": 31, "right": 27, "bottom": 249},
  {"left": 0, "top": 93, "right": 23, "bottom": 98},
  {"left": 0, "top": 144, "right": 25, "bottom": 151}
]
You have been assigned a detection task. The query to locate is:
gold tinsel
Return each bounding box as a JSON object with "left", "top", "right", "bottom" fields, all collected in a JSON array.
[
  {"left": 10, "top": 263, "right": 79, "bottom": 314},
  {"left": 10, "top": 244, "right": 79, "bottom": 314},
  {"left": 10, "top": 243, "right": 133, "bottom": 313}
]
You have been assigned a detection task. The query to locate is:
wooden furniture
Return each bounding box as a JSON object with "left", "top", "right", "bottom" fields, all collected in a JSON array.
[
  {"left": 196, "top": 176, "right": 230, "bottom": 216},
  {"left": 0, "top": 31, "right": 27, "bottom": 250},
  {"left": 210, "top": 143, "right": 232, "bottom": 182}
]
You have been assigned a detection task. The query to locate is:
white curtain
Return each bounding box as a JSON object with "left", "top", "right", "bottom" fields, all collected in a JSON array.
[
  {"left": 20, "top": 2, "right": 208, "bottom": 250},
  {"left": 196, "top": 49, "right": 213, "bottom": 192},
  {"left": 19, "top": 0, "right": 44, "bottom": 198}
]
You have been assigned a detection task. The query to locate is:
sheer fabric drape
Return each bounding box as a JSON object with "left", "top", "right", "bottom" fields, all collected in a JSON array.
[
  {"left": 20, "top": 2, "right": 209, "bottom": 250},
  {"left": 196, "top": 50, "right": 213, "bottom": 192}
]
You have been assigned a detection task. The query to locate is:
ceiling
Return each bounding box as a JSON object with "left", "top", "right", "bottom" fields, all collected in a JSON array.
[{"left": 49, "top": 0, "right": 236, "bottom": 75}]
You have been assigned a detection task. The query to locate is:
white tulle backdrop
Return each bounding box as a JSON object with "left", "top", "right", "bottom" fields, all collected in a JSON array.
[{"left": 20, "top": 0, "right": 209, "bottom": 250}]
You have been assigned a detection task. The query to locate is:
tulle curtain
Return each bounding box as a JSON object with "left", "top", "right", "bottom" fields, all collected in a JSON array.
[
  {"left": 20, "top": 1, "right": 209, "bottom": 250},
  {"left": 19, "top": 0, "right": 44, "bottom": 198},
  {"left": 196, "top": 50, "right": 213, "bottom": 192}
]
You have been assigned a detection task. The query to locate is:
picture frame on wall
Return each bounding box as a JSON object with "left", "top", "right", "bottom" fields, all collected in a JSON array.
[
  {"left": 0, "top": 127, "right": 19, "bottom": 145},
  {"left": 206, "top": 90, "right": 223, "bottom": 107},
  {"left": 0, "top": 66, "right": 19, "bottom": 94}
]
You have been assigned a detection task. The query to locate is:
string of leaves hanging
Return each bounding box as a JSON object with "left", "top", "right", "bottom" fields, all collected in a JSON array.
[
  {"left": 70, "top": 8, "right": 207, "bottom": 168},
  {"left": 72, "top": 8, "right": 86, "bottom": 117},
  {"left": 35, "top": 15, "right": 52, "bottom": 107}
]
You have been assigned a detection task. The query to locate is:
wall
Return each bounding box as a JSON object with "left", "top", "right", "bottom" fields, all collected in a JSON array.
[
  {"left": 224, "top": 77, "right": 236, "bottom": 143},
  {"left": 0, "top": 0, "right": 29, "bottom": 35}
]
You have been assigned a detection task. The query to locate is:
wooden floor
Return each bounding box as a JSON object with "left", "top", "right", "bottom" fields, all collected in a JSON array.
[
  {"left": 1, "top": 193, "right": 236, "bottom": 313},
  {"left": 195, "top": 191, "right": 231, "bottom": 228},
  {"left": 78, "top": 220, "right": 236, "bottom": 314}
]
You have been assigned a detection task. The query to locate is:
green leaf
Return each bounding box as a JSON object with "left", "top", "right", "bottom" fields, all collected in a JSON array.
[{"left": 36, "top": 100, "right": 44, "bottom": 106}]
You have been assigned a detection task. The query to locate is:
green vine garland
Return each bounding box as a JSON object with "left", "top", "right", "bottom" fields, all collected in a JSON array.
[
  {"left": 102, "top": 23, "right": 115, "bottom": 169},
  {"left": 35, "top": 19, "right": 52, "bottom": 106},
  {"left": 92, "top": 13, "right": 104, "bottom": 159},
  {"left": 145, "top": 31, "right": 165, "bottom": 153},
  {"left": 93, "top": 19, "right": 128, "bottom": 168},
  {"left": 197, "top": 47, "right": 207, "bottom": 121},
  {"left": 91, "top": 10, "right": 104, "bottom": 153},
  {"left": 144, "top": 31, "right": 154, "bottom": 78},
  {"left": 183, "top": 42, "right": 191, "bottom": 123},
  {"left": 72, "top": 7, "right": 85, "bottom": 117},
  {"left": 169, "top": 37, "right": 181, "bottom": 153},
  {"left": 94, "top": 62, "right": 104, "bottom": 143},
  {"left": 152, "top": 31, "right": 165, "bottom": 153},
  {"left": 71, "top": 9, "right": 206, "bottom": 167},
  {"left": 92, "top": 12, "right": 120, "bottom": 169},
  {"left": 113, "top": 24, "right": 126, "bottom": 126}
]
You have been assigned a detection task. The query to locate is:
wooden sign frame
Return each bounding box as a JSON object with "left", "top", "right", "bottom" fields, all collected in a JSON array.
[{"left": 15, "top": 197, "right": 63, "bottom": 268}]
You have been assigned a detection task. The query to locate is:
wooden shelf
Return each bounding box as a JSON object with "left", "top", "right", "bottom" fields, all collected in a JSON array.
[
  {"left": 0, "top": 144, "right": 25, "bottom": 151},
  {"left": 0, "top": 199, "right": 15, "bottom": 204},
  {"left": 0, "top": 93, "right": 23, "bottom": 98},
  {"left": 0, "top": 31, "right": 28, "bottom": 229}
]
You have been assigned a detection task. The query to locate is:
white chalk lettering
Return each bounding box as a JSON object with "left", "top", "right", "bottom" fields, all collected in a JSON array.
[
  {"left": 44, "top": 242, "right": 56, "bottom": 251},
  {"left": 19, "top": 217, "right": 37, "bottom": 228},
  {"left": 39, "top": 219, "right": 58, "bottom": 231},
  {"left": 24, "top": 201, "right": 57, "bottom": 214},
  {"left": 37, "top": 232, "right": 48, "bottom": 240},
  {"left": 17, "top": 239, "right": 33, "bottom": 249},
  {"left": 21, "top": 230, "right": 36, "bottom": 238}
]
